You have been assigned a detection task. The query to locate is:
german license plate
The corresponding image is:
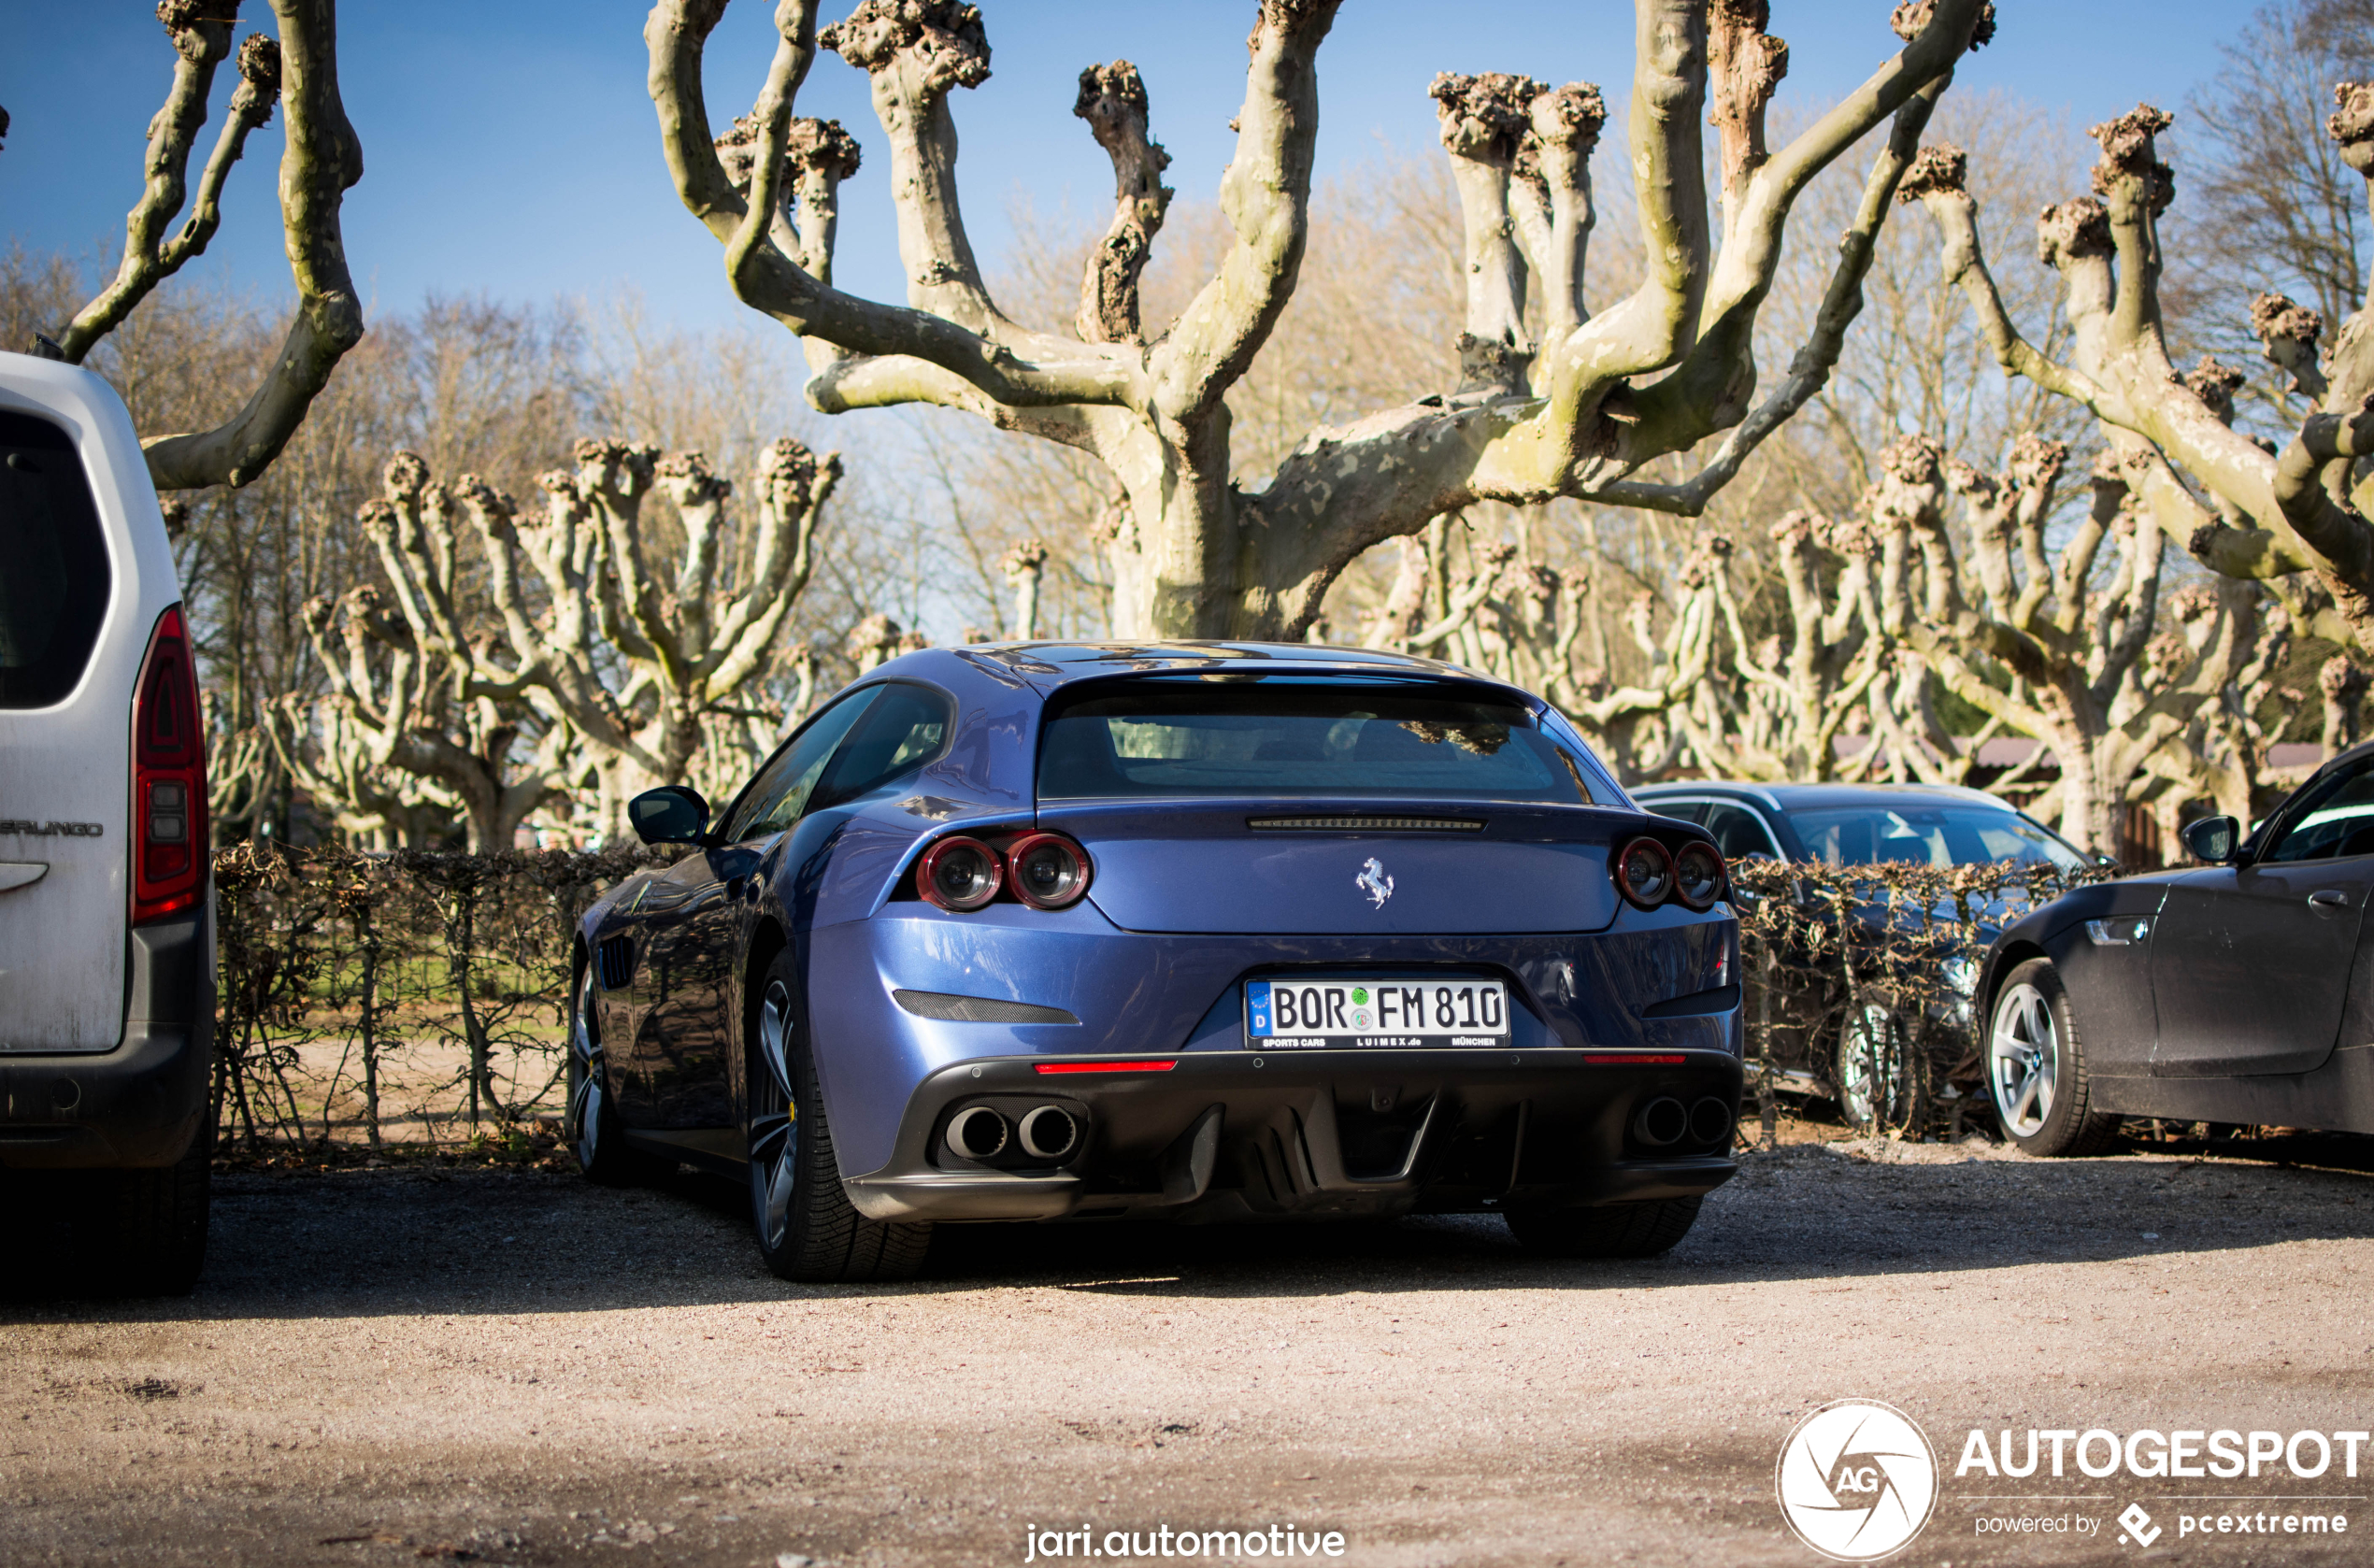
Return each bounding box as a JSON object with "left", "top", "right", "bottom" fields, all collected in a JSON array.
[{"left": 1243, "top": 976, "right": 1511, "bottom": 1049}]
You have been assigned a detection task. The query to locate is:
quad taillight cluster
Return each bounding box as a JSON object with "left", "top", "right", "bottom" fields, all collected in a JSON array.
[
  {"left": 917, "top": 832, "right": 1094, "bottom": 912},
  {"left": 131, "top": 605, "right": 208, "bottom": 926},
  {"left": 1612, "top": 834, "right": 1726, "bottom": 913}
]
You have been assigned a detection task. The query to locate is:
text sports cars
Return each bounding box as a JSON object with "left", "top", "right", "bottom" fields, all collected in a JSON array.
[
  {"left": 570, "top": 643, "right": 1744, "bottom": 1281},
  {"left": 1979, "top": 739, "right": 2374, "bottom": 1154}
]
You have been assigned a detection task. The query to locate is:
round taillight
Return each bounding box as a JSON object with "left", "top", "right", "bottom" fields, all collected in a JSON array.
[
  {"left": 919, "top": 836, "right": 1003, "bottom": 911},
  {"left": 1008, "top": 832, "right": 1093, "bottom": 909},
  {"left": 1614, "top": 836, "right": 1675, "bottom": 909},
  {"left": 1673, "top": 840, "right": 1726, "bottom": 911}
]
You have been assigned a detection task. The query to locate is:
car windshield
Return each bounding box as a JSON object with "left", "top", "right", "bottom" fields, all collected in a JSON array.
[
  {"left": 1037, "top": 681, "right": 1596, "bottom": 803},
  {"left": 1787, "top": 804, "right": 2085, "bottom": 872},
  {"left": 2264, "top": 761, "right": 2374, "bottom": 862}
]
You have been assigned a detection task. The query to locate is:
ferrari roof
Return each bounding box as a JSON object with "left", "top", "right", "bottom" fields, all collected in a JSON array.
[{"left": 912, "top": 640, "right": 1479, "bottom": 691}]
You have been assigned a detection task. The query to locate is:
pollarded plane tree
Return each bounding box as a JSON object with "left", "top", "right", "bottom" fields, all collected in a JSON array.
[
  {"left": 493, "top": 439, "right": 839, "bottom": 832},
  {"left": 276, "top": 440, "right": 838, "bottom": 845},
  {"left": 38, "top": 0, "right": 365, "bottom": 492},
  {"left": 1684, "top": 506, "right": 1902, "bottom": 783},
  {"left": 1898, "top": 99, "right": 2374, "bottom": 671},
  {"left": 268, "top": 455, "right": 571, "bottom": 851},
  {"left": 645, "top": 0, "right": 1995, "bottom": 641},
  {"left": 1359, "top": 516, "right": 1725, "bottom": 779},
  {"left": 1859, "top": 432, "right": 2278, "bottom": 855}
]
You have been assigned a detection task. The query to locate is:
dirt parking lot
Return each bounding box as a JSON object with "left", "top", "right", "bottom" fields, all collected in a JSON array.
[{"left": 5, "top": 1137, "right": 2373, "bottom": 1568}]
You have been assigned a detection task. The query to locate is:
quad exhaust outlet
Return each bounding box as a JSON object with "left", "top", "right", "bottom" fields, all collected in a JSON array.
[
  {"left": 946, "top": 1105, "right": 1008, "bottom": 1159},
  {"left": 1689, "top": 1096, "right": 1733, "bottom": 1147},
  {"left": 945, "top": 1103, "right": 1084, "bottom": 1163},
  {"left": 1633, "top": 1096, "right": 1688, "bottom": 1147},
  {"left": 1018, "top": 1105, "right": 1080, "bottom": 1160}
]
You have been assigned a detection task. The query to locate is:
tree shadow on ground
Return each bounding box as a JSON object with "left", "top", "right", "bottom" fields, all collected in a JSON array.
[{"left": 3, "top": 1138, "right": 2369, "bottom": 1323}]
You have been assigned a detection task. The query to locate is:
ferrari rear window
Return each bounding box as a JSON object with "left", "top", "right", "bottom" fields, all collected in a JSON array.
[
  {"left": 1036, "top": 681, "right": 1595, "bottom": 803},
  {"left": 0, "top": 413, "right": 110, "bottom": 709}
]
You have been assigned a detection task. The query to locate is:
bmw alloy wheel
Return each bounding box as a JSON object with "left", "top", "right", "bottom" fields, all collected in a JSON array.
[
  {"left": 749, "top": 977, "right": 801, "bottom": 1252},
  {"left": 1988, "top": 980, "right": 2057, "bottom": 1138},
  {"left": 1837, "top": 1000, "right": 1914, "bottom": 1132}
]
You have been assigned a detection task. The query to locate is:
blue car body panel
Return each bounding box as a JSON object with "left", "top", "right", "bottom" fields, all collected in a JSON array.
[{"left": 579, "top": 643, "right": 1741, "bottom": 1223}]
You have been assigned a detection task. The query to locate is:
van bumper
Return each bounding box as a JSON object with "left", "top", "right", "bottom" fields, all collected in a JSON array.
[{"left": 0, "top": 907, "right": 211, "bottom": 1170}]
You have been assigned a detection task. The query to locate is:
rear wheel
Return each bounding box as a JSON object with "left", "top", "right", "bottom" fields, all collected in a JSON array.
[
  {"left": 97, "top": 1119, "right": 210, "bottom": 1296},
  {"left": 1504, "top": 1196, "right": 1702, "bottom": 1259},
  {"left": 1987, "top": 958, "right": 2120, "bottom": 1157},
  {"left": 566, "top": 963, "right": 663, "bottom": 1187},
  {"left": 748, "top": 951, "right": 931, "bottom": 1283},
  {"left": 1837, "top": 999, "right": 1923, "bottom": 1134}
]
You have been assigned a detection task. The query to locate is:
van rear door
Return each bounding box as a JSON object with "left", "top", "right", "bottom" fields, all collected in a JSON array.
[{"left": 0, "top": 355, "right": 183, "bottom": 1051}]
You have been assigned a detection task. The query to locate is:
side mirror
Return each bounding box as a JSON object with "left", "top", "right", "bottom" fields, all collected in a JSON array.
[
  {"left": 2181, "top": 815, "right": 2238, "bottom": 865},
  {"left": 628, "top": 785, "right": 710, "bottom": 847}
]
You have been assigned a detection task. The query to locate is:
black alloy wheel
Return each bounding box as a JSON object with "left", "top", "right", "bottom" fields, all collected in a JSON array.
[
  {"left": 747, "top": 949, "right": 932, "bottom": 1283},
  {"left": 567, "top": 962, "right": 661, "bottom": 1187}
]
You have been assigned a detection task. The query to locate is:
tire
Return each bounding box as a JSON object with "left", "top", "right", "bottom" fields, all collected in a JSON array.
[
  {"left": 1986, "top": 958, "right": 2121, "bottom": 1158},
  {"left": 566, "top": 962, "right": 665, "bottom": 1188},
  {"left": 97, "top": 1119, "right": 211, "bottom": 1297},
  {"left": 747, "top": 950, "right": 931, "bottom": 1283},
  {"left": 1836, "top": 998, "right": 1924, "bottom": 1135},
  {"left": 1504, "top": 1196, "right": 1702, "bottom": 1259}
]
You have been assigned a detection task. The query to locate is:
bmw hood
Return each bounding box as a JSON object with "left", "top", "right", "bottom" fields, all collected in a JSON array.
[{"left": 1036, "top": 800, "right": 1644, "bottom": 935}]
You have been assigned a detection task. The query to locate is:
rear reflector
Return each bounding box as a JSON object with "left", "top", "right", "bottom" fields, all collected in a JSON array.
[
  {"left": 1034, "top": 1060, "right": 1178, "bottom": 1076},
  {"left": 1583, "top": 1053, "right": 1688, "bottom": 1065}
]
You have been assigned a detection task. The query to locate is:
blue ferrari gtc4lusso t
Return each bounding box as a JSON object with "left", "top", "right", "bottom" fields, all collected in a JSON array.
[{"left": 570, "top": 643, "right": 1742, "bottom": 1280}]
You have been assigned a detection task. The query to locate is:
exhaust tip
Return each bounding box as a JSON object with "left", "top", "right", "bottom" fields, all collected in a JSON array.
[
  {"left": 1689, "top": 1095, "right": 1734, "bottom": 1147},
  {"left": 1633, "top": 1096, "right": 1688, "bottom": 1147},
  {"left": 1018, "top": 1105, "right": 1080, "bottom": 1161},
  {"left": 946, "top": 1105, "right": 1009, "bottom": 1160}
]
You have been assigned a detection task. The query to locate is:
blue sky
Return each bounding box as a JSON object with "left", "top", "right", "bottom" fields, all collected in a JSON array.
[{"left": 2, "top": 1, "right": 2252, "bottom": 332}]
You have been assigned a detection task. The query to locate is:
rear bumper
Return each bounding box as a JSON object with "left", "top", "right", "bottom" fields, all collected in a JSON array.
[
  {"left": 844, "top": 1046, "right": 1741, "bottom": 1223},
  {"left": 0, "top": 908, "right": 211, "bottom": 1170}
]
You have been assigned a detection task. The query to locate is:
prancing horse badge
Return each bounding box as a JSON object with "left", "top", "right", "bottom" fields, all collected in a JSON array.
[{"left": 1355, "top": 857, "right": 1394, "bottom": 909}]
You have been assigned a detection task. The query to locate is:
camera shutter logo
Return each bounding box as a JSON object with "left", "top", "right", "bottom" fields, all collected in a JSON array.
[{"left": 1775, "top": 1399, "right": 1938, "bottom": 1561}]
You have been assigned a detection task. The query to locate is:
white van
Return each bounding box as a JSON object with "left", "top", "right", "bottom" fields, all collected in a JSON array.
[{"left": 0, "top": 349, "right": 214, "bottom": 1294}]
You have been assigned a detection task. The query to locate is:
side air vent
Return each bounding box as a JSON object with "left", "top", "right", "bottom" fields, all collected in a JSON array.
[
  {"left": 1247, "top": 816, "right": 1485, "bottom": 833},
  {"left": 596, "top": 934, "right": 636, "bottom": 991},
  {"left": 893, "top": 989, "right": 1079, "bottom": 1025}
]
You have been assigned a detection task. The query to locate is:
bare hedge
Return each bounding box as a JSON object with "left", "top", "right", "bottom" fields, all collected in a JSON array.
[
  {"left": 1729, "top": 857, "right": 2116, "bottom": 1144},
  {"left": 205, "top": 845, "right": 2114, "bottom": 1156},
  {"left": 209, "top": 843, "right": 661, "bottom": 1155}
]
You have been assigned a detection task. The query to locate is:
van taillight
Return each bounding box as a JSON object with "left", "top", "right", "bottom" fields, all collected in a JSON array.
[{"left": 130, "top": 604, "right": 207, "bottom": 926}]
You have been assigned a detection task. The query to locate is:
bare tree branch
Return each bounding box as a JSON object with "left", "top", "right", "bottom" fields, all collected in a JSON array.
[
  {"left": 137, "top": 0, "right": 368, "bottom": 492},
  {"left": 1074, "top": 62, "right": 1173, "bottom": 346},
  {"left": 62, "top": 15, "right": 279, "bottom": 360}
]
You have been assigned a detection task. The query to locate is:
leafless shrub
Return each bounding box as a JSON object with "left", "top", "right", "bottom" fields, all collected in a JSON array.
[
  {"left": 1730, "top": 855, "right": 2116, "bottom": 1144},
  {"left": 208, "top": 843, "right": 658, "bottom": 1156}
]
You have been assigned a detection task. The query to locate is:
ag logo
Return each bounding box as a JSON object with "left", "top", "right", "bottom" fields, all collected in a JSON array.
[{"left": 1776, "top": 1398, "right": 1938, "bottom": 1561}]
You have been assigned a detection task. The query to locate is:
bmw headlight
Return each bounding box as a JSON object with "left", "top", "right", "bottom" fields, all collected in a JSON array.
[{"left": 1939, "top": 956, "right": 1980, "bottom": 997}]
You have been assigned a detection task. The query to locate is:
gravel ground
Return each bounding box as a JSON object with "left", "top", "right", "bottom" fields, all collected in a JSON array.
[{"left": 5, "top": 1137, "right": 2374, "bottom": 1567}]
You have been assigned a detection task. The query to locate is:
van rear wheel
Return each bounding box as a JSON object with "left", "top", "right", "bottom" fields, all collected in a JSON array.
[{"left": 99, "top": 1120, "right": 210, "bottom": 1296}]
